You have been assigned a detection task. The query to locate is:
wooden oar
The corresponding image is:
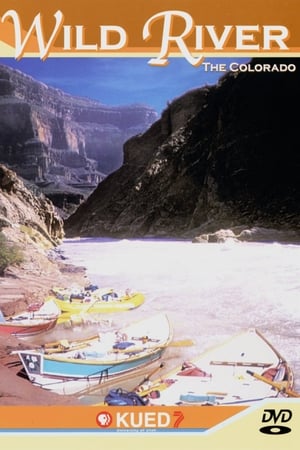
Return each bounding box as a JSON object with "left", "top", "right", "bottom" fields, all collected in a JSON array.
[
  {"left": 43, "top": 334, "right": 99, "bottom": 352},
  {"left": 44, "top": 342, "right": 88, "bottom": 354},
  {"left": 112, "top": 338, "right": 193, "bottom": 354},
  {"left": 134, "top": 362, "right": 165, "bottom": 387},
  {"left": 246, "top": 370, "right": 300, "bottom": 398},
  {"left": 76, "top": 360, "right": 166, "bottom": 398},
  {"left": 43, "top": 336, "right": 194, "bottom": 353},
  {"left": 79, "top": 295, "right": 100, "bottom": 314},
  {"left": 169, "top": 339, "right": 194, "bottom": 347}
]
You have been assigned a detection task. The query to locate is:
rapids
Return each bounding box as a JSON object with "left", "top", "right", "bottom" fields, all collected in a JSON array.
[{"left": 32, "top": 237, "right": 300, "bottom": 401}]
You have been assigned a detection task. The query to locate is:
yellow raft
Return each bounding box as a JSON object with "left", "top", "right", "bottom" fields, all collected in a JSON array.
[{"left": 47, "top": 287, "right": 145, "bottom": 323}]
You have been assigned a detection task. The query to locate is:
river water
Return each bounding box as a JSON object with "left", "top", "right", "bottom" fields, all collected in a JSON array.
[{"left": 54, "top": 237, "right": 300, "bottom": 398}]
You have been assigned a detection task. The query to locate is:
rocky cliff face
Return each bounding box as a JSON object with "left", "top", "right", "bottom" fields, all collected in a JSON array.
[
  {"left": 0, "top": 164, "right": 63, "bottom": 245},
  {"left": 0, "top": 64, "right": 158, "bottom": 213},
  {"left": 65, "top": 58, "right": 300, "bottom": 240},
  {"left": 0, "top": 163, "right": 89, "bottom": 320}
]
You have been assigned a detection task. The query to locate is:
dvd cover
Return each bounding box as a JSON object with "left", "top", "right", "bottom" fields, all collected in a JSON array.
[{"left": 0, "top": 1, "right": 299, "bottom": 449}]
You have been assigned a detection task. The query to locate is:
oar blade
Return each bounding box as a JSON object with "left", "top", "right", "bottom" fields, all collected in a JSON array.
[
  {"left": 169, "top": 339, "right": 195, "bottom": 347},
  {"left": 247, "top": 370, "right": 300, "bottom": 398}
]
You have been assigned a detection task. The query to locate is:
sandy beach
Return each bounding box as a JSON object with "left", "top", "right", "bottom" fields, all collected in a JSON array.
[{"left": 0, "top": 258, "right": 88, "bottom": 405}]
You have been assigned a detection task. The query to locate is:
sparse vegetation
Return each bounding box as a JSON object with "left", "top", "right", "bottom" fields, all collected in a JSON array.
[{"left": 0, "top": 232, "right": 24, "bottom": 275}]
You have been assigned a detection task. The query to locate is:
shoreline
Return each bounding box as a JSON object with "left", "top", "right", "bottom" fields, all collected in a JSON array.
[
  {"left": 0, "top": 256, "right": 89, "bottom": 405},
  {"left": 1, "top": 234, "right": 300, "bottom": 405}
]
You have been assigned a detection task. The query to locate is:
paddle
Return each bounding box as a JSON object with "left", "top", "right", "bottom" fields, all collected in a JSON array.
[
  {"left": 133, "top": 361, "right": 165, "bottom": 391},
  {"left": 246, "top": 370, "right": 300, "bottom": 398},
  {"left": 43, "top": 336, "right": 194, "bottom": 353},
  {"left": 44, "top": 334, "right": 99, "bottom": 348},
  {"left": 79, "top": 294, "right": 100, "bottom": 314},
  {"left": 169, "top": 339, "right": 194, "bottom": 347},
  {"left": 131, "top": 335, "right": 194, "bottom": 347},
  {"left": 44, "top": 342, "right": 88, "bottom": 354}
]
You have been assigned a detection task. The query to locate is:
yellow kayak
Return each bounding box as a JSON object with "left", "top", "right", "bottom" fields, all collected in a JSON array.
[{"left": 48, "top": 287, "right": 145, "bottom": 323}]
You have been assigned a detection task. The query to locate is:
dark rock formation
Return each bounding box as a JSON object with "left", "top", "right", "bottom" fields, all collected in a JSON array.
[
  {"left": 65, "top": 58, "right": 300, "bottom": 241},
  {"left": 0, "top": 64, "right": 158, "bottom": 213}
]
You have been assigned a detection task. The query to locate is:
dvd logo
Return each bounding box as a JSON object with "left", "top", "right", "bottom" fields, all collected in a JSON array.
[{"left": 259, "top": 409, "right": 292, "bottom": 435}]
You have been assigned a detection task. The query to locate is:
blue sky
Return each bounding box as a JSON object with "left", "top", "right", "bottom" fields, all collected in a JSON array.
[{"left": 0, "top": 57, "right": 249, "bottom": 114}]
